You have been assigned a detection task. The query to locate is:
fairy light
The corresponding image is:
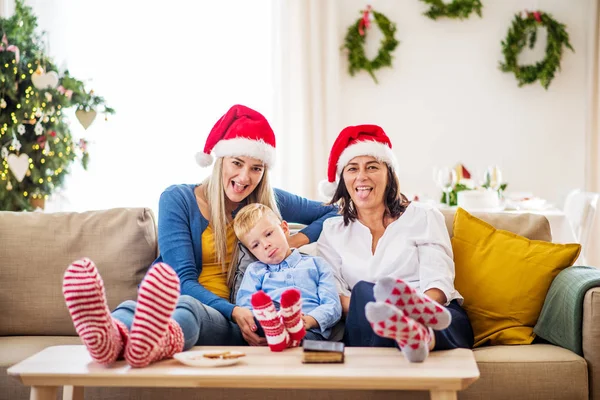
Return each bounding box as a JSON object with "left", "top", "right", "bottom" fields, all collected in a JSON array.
[
  {"left": 46, "top": 177, "right": 52, "bottom": 182},
  {"left": 40, "top": 159, "right": 45, "bottom": 164},
  {"left": 23, "top": 191, "right": 28, "bottom": 197},
  {"left": 38, "top": 178, "right": 43, "bottom": 184}
]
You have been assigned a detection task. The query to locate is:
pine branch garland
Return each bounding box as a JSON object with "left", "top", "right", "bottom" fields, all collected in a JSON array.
[{"left": 420, "top": 0, "right": 483, "bottom": 20}]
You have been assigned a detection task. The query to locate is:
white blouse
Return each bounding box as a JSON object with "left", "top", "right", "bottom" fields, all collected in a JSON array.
[{"left": 317, "top": 202, "right": 462, "bottom": 305}]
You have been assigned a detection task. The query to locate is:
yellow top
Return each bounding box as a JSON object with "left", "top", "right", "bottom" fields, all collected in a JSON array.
[{"left": 199, "top": 224, "right": 236, "bottom": 300}]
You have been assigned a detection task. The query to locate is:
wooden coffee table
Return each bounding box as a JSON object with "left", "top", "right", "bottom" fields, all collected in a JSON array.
[{"left": 8, "top": 345, "right": 479, "bottom": 400}]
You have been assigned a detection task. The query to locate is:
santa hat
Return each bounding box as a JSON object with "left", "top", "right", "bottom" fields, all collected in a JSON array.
[
  {"left": 319, "top": 124, "right": 398, "bottom": 198},
  {"left": 196, "top": 104, "right": 276, "bottom": 167}
]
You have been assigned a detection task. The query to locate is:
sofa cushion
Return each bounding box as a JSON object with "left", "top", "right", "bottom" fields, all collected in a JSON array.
[
  {"left": 452, "top": 208, "right": 581, "bottom": 347},
  {"left": 439, "top": 208, "right": 552, "bottom": 241},
  {"left": 466, "top": 344, "right": 588, "bottom": 400},
  {"left": 0, "top": 208, "right": 157, "bottom": 336}
]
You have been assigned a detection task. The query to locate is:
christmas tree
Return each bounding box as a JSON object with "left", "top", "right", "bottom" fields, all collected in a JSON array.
[{"left": 0, "top": 0, "right": 113, "bottom": 211}]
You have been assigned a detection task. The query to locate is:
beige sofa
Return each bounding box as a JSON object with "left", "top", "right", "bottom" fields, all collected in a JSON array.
[{"left": 0, "top": 207, "right": 598, "bottom": 400}]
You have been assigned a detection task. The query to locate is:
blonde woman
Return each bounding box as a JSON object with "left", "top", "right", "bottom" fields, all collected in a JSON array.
[{"left": 63, "top": 105, "right": 338, "bottom": 368}]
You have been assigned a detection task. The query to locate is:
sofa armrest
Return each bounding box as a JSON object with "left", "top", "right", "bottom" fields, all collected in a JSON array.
[{"left": 583, "top": 287, "right": 600, "bottom": 400}]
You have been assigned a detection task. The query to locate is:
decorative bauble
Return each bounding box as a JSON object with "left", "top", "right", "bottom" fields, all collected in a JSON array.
[
  {"left": 75, "top": 109, "right": 97, "bottom": 130},
  {"left": 7, "top": 153, "right": 29, "bottom": 182},
  {"left": 31, "top": 67, "right": 59, "bottom": 90}
]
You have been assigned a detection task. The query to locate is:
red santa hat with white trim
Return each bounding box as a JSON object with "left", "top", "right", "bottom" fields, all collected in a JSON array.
[
  {"left": 196, "top": 104, "right": 276, "bottom": 167},
  {"left": 319, "top": 124, "right": 398, "bottom": 197}
]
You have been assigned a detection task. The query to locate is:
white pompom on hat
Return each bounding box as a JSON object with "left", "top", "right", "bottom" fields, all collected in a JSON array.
[
  {"left": 196, "top": 104, "right": 276, "bottom": 167},
  {"left": 319, "top": 124, "right": 398, "bottom": 197}
]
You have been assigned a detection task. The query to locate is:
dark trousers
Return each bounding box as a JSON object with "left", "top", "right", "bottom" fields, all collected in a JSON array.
[{"left": 343, "top": 281, "right": 474, "bottom": 349}]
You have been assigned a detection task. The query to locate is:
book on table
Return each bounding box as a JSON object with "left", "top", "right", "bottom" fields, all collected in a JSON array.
[{"left": 302, "top": 340, "right": 345, "bottom": 363}]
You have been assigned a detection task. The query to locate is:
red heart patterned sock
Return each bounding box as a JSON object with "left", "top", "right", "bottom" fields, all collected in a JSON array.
[
  {"left": 374, "top": 277, "right": 451, "bottom": 330},
  {"left": 365, "top": 301, "right": 432, "bottom": 363}
]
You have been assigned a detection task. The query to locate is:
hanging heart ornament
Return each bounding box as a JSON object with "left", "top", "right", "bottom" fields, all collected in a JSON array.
[
  {"left": 75, "top": 109, "right": 97, "bottom": 130},
  {"left": 31, "top": 67, "right": 59, "bottom": 90},
  {"left": 7, "top": 153, "right": 29, "bottom": 182}
]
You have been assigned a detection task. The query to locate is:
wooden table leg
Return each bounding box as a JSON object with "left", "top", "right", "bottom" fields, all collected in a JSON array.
[
  {"left": 30, "top": 386, "right": 58, "bottom": 400},
  {"left": 63, "top": 385, "right": 84, "bottom": 400},
  {"left": 430, "top": 390, "right": 457, "bottom": 400}
]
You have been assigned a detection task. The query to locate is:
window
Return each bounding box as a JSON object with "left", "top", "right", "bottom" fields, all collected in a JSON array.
[{"left": 28, "top": 0, "right": 275, "bottom": 214}]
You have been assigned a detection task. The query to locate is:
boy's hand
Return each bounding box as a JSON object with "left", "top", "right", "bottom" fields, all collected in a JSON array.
[
  {"left": 232, "top": 306, "right": 267, "bottom": 346},
  {"left": 301, "top": 315, "right": 319, "bottom": 331}
]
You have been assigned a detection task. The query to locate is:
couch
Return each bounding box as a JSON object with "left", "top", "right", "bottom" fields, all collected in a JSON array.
[{"left": 0, "top": 207, "right": 598, "bottom": 400}]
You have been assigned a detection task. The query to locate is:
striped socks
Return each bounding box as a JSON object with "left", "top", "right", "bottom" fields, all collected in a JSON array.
[
  {"left": 280, "top": 288, "right": 306, "bottom": 347},
  {"left": 251, "top": 291, "right": 290, "bottom": 352},
  {"left": 365, "top": 302, "right": 433, "bottom": 363},
  {"left": 125, "top": 263, "right": 182, "bottom": 368},
  {"left": 63, "top": 258, "right": 126, "bottom": 365}
]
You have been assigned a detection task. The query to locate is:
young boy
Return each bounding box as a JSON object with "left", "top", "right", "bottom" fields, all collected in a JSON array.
[{"left": 233, "top": 204, "right": 342, "bottom": 352}]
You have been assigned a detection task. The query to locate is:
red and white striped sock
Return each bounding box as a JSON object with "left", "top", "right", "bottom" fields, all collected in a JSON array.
[
  {"left": 374, "top": 277, "right": 451, "bottom": 330},
  {"left": 365, "top": 301, "right": 432, "bottom": 363},
  {"left": 63, "top": 258, "right": 127, "bottom": 365},
  {"left": 251, "top": 291, "right": 289, "bottom": 352},
  {"left": 280, "top": 288, "right": 306, "bottom": 347},
  {"left": 124, "top": 263, "right": 180, "bottom": 368}
]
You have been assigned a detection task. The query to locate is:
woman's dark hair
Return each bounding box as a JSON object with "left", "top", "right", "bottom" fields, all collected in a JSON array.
[{"left": 327, "top": 164, "right": 410, "bottom": 226}]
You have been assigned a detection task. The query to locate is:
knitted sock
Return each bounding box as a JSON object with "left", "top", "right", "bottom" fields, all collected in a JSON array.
[
  {"left": 63, "top": 257, "right": 126, "bottom": 365},
  {"left": 125, "top": 263, "right": 180, "bottom": 368},
  {"left": 365, "top": 301, "right": 432, "bottom": 363},
  {"left": 280, "top": 288, "right": 306, "bottom": 347},
  {"left": 152, "top": 319, "right": 185, "bottom": 362},
  {"left": 373, "top": 277, "right": 451, "bottom": 330},
  {"left": 251, "top": 291, "right": 289, "bottom": 352}
]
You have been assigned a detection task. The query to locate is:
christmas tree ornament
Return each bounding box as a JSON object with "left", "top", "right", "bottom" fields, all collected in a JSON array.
[
  {"left": 75, "top": 109, "right": 97, "bottom": 130},
  {"left": 342, "top": 6, "right": 399, "bottom": 84},
  {"left": 500, "top": 11, "right": 574, "bottom": 89},
  {"left": 0, "top": 33, "right": 20, "bottom": 62},
  {"left": 17, "top": 124, "right": 26, "bottom": 135},
  {"left": 6, "top": 181, "right": 12, "bottom": 191},
  {"left": 7, "top": 153, "right": 29, "bottom": 182},
  {"left": 419, "top": 0, "right": 483, "bottom": 20},
  {"left": 1, "top": 147, "right": 8, "bottom": 159},
  {"left": 44, "top": 92, "right": 52, "bottom": 102},
  {"left": 0, "top": 99, "right": 6, "bottom": 109},
  {"left": 31, "top": 66, "right": 59, "bottom": 90},
  {"left": 34, "top": 121, "right": 44, "bottom": 136},
  {"left": 11, "top": 137, "right": 22, "bottom": 152}
]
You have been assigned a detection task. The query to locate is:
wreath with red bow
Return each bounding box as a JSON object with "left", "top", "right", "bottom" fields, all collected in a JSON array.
[
  {"left": 342, "top": 6, "right": 399, "bottom": 84},
  {"left": 499, "top": 11, "right": 574, "bottom": 89}
]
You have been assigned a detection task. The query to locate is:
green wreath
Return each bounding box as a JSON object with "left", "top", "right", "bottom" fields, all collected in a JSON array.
[
  {"left": 499, "top": 11, "right": 574, "bottom": 89},
  {"left": 342, "top": 8, "right": 399, "bottom": 84},
  {"left": 419, "top": 0, "right": 483, "bottom": 20}
]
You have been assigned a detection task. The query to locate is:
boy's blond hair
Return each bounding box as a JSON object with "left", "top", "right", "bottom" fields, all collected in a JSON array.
[{"left": 233, "top": 203, "right": 281, "bottom": 242}]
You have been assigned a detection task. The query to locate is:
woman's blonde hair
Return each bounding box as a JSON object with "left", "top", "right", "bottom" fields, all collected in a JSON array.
[{"left": 202, "top": 157, "right": 281, "bottom": 287}]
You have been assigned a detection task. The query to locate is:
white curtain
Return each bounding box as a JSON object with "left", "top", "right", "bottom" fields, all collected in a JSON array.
[
  {"left": 586, "top": 0, "right": 600, "bottom": 266},
  {"left": 272, "top": 0, "right": 341, "bottom": 200}
]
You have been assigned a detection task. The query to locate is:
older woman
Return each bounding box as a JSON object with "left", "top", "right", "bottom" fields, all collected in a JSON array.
[{"left": 317, "top": 125, "right": 473, "bottom": 363}]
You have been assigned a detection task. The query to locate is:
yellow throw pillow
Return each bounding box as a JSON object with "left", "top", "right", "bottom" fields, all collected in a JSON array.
[{"left": 452, "top": 208, "right": 581, "bottom": 347}]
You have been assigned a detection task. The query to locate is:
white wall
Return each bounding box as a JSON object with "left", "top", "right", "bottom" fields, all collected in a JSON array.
[{"left": 336, "top": 0, "right": 594, "bottom": 206}]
